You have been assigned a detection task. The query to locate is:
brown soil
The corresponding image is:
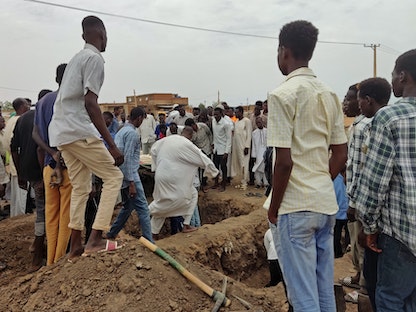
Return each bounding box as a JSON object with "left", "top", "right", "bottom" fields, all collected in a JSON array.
[{"left": 0, "top": 184, "right": 360, "bottom": 312}]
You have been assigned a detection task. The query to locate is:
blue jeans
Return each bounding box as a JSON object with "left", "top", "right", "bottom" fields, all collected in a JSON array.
[
  {"left": 190, "top": 205, "right": 201, "bottom": 227},
  {"left": 376, "top": 233, "right": 416, "bottom": 312},
  {"left": 270, "top": 211, "right": 336, "bottom": 312},
  {"left": 108, "top": 181, "right": 153, "bottom": 242}
]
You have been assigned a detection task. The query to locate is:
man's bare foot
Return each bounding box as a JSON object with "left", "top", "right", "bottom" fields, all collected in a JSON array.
[
  {"left": 218, "top": 186, "right": 226, "bottom": 192},
  {"left": 68, "top": 247, "right": 85, "bottom": 261},
  {"left": 211, "top": 184, "right": 219, "bottom": 189},
  {"left": 152, "top": 233, "right": 160, "bottom": 241},
  {"left": 83, "top": 239, "right": 122, "bottom": 255},
  {"left": 182, "top": 225, "right": 198, "bottom": 233}
]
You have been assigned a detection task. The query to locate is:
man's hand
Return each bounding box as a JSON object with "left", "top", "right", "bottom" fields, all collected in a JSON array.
[
  {"left": 347, "top": 207, "right": 356, "bottom": 222},
  {"left": 268, "top": 208, "right": 277, "bottom": 225},
  {"left": 18, "top": 178, "right": 27, "bottom": 190},
  {"left": 108, "top": 146, "right": 124, "bottom": 166},
  {"left": 223, "top": 153, "right": 228, "bottom": 161},
  {"left": 129, "top": 182, "right": 137, "bottom": 198},
  {"left": 366, "top": 232, "right": 382, "bottom": 253},
  {"left": 0, "top": 184, "right": 5, "bottom": 198},
  {"left": 50, "top": 168, "right": 63, "bottom": 188},
  {"left": 244, "top": 148, "right": 249, "bottom": 155}
]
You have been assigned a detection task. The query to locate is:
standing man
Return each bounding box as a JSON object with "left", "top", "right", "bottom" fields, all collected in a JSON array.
[
  {"left": 49, "top": 16, "right": 124, "bottom": 258},
  {"left": 173, "top": 105, "right": 193, "bottom": 125},
  {"left": 4, "top": 98, "right": 30, "bottom": 217},
  {"left": 231, "top": 106, "right": 252, "bottom": 190},
  {"left": 356, "top": 49, "right": 416, "bottom": 311},
  {"left": 211, "top": 105, "right": 232, "bottom": 192},
  {"left": 32, "top": 64, "right": 73, "bottom": 265},
  {"left": 12, "top": 90, "right": 51, "bottom": 271},
  {"left": 137, "top": 113, "right": 156, "bottom": 154},
  {"left": 267, "top": 20, "right": 347, "bottom": 311},
  {"left": 107, "top": 107, "right": 153, "bottom": 242}
]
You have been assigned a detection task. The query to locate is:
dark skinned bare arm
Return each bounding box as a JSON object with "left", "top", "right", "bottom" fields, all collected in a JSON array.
[{"left": 268, "top": 147, "right": 293, "bottom": 224}]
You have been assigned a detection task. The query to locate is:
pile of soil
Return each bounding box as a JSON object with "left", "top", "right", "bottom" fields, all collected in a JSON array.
[{"left": 0, "top": 186, "right": 357, "bottom": 311}]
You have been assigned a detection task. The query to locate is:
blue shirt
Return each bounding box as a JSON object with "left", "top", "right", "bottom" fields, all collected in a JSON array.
[
  {"left": 115, "top": 122, "right": 141, "bottom": 188},
  {"left": 334, "top": 174, "right": 348, "bottom": 220},
  {"left": 34, "top": 91, "right": 58, "bottom": 167}
]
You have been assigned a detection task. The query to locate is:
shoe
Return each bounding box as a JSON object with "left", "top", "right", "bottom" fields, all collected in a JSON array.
[
  {"left": 339, "top": 276, "right": 360, "bottom": 289},
  {"left": 344, "top": 290, "right": 359, "bottom": 304}
]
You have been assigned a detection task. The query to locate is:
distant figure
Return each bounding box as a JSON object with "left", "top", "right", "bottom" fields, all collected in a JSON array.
[
  {"left": 138, "top": 113, "right": 156, "bottom": 154},
  {"left": 251, "top": 117, "right": 268, "bottom": 188},
  {"left": 48, "top": 16, "right": 124, "bottom": 259},
  {"left": 149, "top": 126, "right": 219, "bottom": 238},
  {"left": 4, "top": 98, "right": 30, "bottom": 217},
  {"left": 231, "top": 106, "right": 252, "bottom": 190},
  {"left": 267, "top": 20, "right": 347, "bottom": 311},
  {"left": 211, "top": 105, "right": 232, "bottom": 192}
]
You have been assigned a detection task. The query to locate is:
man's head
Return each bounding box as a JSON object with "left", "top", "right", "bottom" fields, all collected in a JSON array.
[
  {"left": 113, "top": 106, "right": 122, "bottom": 117},
  {"left": 12, "top": 98, "right": 30, "bottom": 115},
  {"left": 225, "top": 107, "right": 234, "bottom": 118},
  {"left": 56, "top": 63, "right": 67, "bottom": 86},
  {"left": 193, "top": 107, "right": 200, "bottom": 116},
  {"left": 253, "top": 105, "right": 261, "bottom": 117},
  {"left": 129, "top": 107, "right": 146, "bottom": 128},
  {"left": 255, "top": 100, "right": 263, "bottom": 108},
  {"left": 102, "top": 111, "right": 114, "bottom": 127},
  {"left": 82, "top": 16, "right": 107, "bottom": 52},
  {"left": 392, "top": 49, "right": 416, "bottom": 98},
  {"left": 342, "top": 84, "right": 360, "bottom": 117},
  {"left": 214, "top": 107, "right": 223, "bottom": 122},
  {"left": 158, "top": 112, "right": 166, "bottom": 123},
  {"left": 357, "top": 78, "right": 391, "bottom": 118},
  {"left": 235, "top": 106, "right": 244, "bottom": 120},
  {"left": 277, "top": 20, "right": 318, "bottom": 75},
  {"left": 38, "top": 89, "right": 52, "bottom": 101},
  {"left": 178, "top": 106, "right": 186, "bottom": 117},
  {"left": 184, "top": 118, "right": 198, "bottom": 132},
  {"left": 181, "top": 126, "right": 194, "bottom": 140},
  {"left": 169, "top": 122, "right": 178, "bottom": 134},
  {"left": 262, "top": 100, "right": 268, "bottom": 114},
  {"left": 207, "top": 106, "right": 213, "bottom": 116},
  {"left": 255, "top": 116, "right": 264, "bottom": 129}
]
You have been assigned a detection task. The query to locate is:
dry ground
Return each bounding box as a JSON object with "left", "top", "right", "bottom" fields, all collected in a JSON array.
[{"left": 0, "top": 184, "right": 359, "bottom": 312}]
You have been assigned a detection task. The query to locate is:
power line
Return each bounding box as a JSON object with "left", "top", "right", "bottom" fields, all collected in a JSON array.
[
  {"left": 0, "top": 86, "right": 37, "bottom": 93},
  {"left": 26, "top": 0, "right": 369, "bottom": 46}
]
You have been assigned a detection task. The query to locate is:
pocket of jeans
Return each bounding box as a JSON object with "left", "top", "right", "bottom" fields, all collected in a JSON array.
[{"left": 288, "top": 212, "right": 315, "bottom": 248}]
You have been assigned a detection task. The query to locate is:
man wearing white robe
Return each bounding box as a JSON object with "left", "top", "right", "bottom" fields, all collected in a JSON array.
[
  {"left": 251, "top": 117, "right": 268, "bottom": 187},
  {"left": 231, "top": 106, "right": 252, "bottom": 189},
  {"left": 149, "top": 127, "right": 219, "bottom": 235}
]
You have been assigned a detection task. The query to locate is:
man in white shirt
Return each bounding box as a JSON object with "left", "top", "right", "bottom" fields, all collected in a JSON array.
[
  {"left": 137, "top": 114, "right": 156, "bottom": 154},
  {"left": 211, "top": 105, "right": 232, "bottom": 192},
  {"left": 48, "top": 16, "right": 124, "bottom": 260}
]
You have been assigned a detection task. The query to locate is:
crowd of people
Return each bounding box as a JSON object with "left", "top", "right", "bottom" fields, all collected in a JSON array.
[{"left": 0, "top": 15, "right": 415, "bottom": 312}]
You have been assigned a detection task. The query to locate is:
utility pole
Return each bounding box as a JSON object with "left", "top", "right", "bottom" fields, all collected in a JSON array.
[{"left": 364, "top": 44, "right": 380, "bottom": 77}]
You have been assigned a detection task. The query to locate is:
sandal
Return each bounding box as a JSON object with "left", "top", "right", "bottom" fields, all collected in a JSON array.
[
  {"left": 344, "top": 290, "right": 359, "bottom": 304},
  {"left": 339, "top": 276, "right": 360, "bottom": 289}
]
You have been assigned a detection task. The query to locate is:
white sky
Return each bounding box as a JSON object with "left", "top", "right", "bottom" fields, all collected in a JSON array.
[{"left": 1, "top": 0, "right": 415, "bottom": 106}]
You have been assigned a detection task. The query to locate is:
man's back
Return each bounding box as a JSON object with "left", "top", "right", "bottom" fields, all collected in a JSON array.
[
  {"left": 49, "top": 44, "right": 103, "bottom": 147},
  {"left": 268, "top": 67, "right": 346, "bottom": 215}
]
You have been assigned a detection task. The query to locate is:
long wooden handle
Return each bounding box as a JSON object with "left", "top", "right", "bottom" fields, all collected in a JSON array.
[{"left": 139, "top": 236, "right": 231, "bottom": 307}]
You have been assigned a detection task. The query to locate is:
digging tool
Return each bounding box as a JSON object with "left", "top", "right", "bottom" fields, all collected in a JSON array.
[
  {"left": 139, "top": 236, "right": 231, "bottom": 308},
  {"left": 211, "top": 276, "right": 228, "bottom": 312}
]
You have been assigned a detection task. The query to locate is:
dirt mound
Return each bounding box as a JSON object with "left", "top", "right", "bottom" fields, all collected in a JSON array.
[{"left": 0, "top": 187, "right": 357, "bottom": 312}]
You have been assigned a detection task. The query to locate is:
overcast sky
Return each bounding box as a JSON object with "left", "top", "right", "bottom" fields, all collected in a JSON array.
[{"left": 1, "top": 0, "right": 415, "bottom": 106}]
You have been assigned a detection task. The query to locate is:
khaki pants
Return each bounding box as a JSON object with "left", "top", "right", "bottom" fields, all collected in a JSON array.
[
  {"left": 59, "top": 137, "right": 123, "bottom": 232},
  {"left": 44, "top": 166, "right": 72, "bottom": 265},
  {"left": 347, "top": 220, "right": 366, "bottom": 288}
]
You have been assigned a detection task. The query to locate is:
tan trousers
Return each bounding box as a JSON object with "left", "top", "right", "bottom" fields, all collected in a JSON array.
[
  {"left": 347, "top": 220, "right": 366, "bottom": 288},
  {"left": 59, "top": 137, "right": 123, "bottom": 232},
  {"left": 44, "top": 166, "right": 71, "bottom": 265}
]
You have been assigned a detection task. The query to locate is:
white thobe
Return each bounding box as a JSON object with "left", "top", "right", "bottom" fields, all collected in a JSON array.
[
  {"left": 149, "top": 135, "right": 219, "bottom": 234},
  {"left": 231, "top": 117, "right": 252, "bottom": 185}
]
